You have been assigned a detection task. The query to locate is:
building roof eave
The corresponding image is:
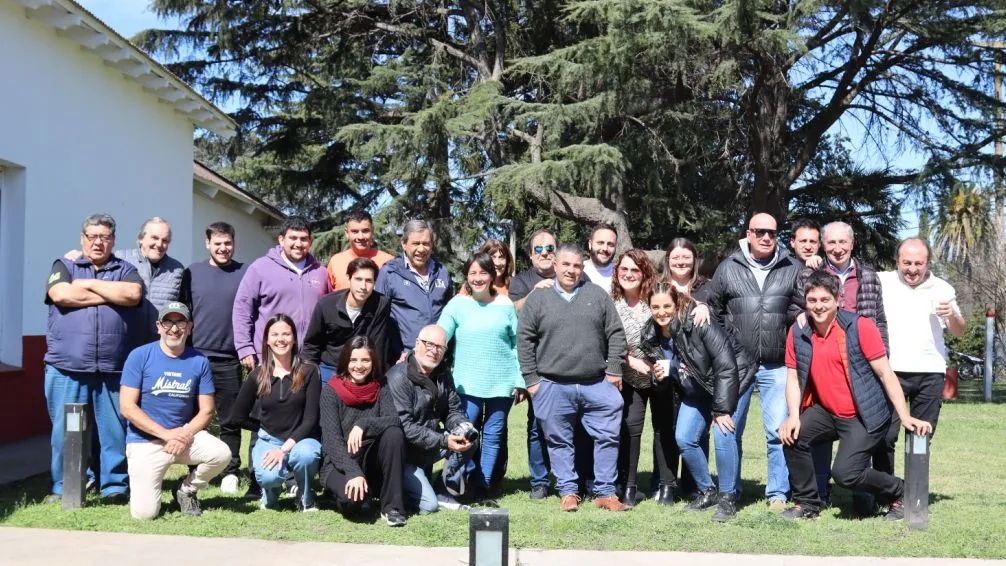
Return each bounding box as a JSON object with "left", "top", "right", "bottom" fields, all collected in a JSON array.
[{"left": 14, "top": 0, "right": 238, "bottom": 137}]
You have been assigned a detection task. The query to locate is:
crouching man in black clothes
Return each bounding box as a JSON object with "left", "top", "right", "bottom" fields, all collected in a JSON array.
[{"left": 780, "top": 271, "right": 932, "bottom": 521}]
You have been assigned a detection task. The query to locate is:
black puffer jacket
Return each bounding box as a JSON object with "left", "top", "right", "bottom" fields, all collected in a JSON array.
[
  {"left": 640, "top": 308, "right": 756, "bottom": 416},
  {"left": 386, "top": 353, "right": 469, "bottom": 468},
  {"left": 797, "top": 261, "right": 889, "bottom": 348},
  {"left": 696, "top": 247, "right": 803, "bottom": 364}
]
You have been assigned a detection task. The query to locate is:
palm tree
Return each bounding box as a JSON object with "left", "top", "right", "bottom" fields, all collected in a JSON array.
[{"left": 934, "top": 182, "right": 995, "bottom": 269}]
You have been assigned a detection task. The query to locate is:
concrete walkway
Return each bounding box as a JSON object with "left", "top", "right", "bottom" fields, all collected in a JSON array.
[{"left": 0, "top": 527, "right": 1001, "bottom": 566}]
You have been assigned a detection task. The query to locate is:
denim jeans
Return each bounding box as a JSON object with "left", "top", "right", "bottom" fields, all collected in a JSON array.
[
  {"left": 526, "top": 399, "right": 551, "bottom": 488},
  {"left": 732, "top": 363, "right": 790, "bottom": 502},
  {"left": 44, "top": 365, "right": 128, "bottom": 496},
  {"left": 461, "top": 395, "right": 513, "bottom": 494},
  {"left": 403, "top": 463, "right": 439, "bottom": 514},
  {"left": 532, "top": 378, "right": 622, "bottom": 497},
  {"left": 319, "top": 363, "right": 337, "bottom": 388},
  {"left": 676, "top": 394, "right": 738, "bottom": 494},
  {"left": 251, "top": 430, "right": 321, "bottom": 508}
]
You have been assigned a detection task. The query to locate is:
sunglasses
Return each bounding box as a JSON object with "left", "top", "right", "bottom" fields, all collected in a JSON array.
[
  {"left": 748, "top": 228, "right": 777, "bottom": 239},
  {"left": 533, "top": 244, "right": 555, "bottom": 255}
]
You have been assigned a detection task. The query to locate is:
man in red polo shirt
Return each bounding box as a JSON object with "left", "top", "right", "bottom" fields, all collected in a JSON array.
[{"left": 779, "top": 270, "right": 931, "bottom": 521}]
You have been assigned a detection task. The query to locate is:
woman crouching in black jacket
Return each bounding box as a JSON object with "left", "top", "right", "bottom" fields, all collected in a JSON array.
[
  {"left": 320, "top": 335, "right": 408, "bottom": 527},
  {"left": 642, "top": 281, "right": 754, "bottom": 522}
]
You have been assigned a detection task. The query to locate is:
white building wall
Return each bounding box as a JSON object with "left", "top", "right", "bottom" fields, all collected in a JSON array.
[
  {"left": 0, "top": 1, "right": 195, "bottom": 339},
  {"left": 192, "top": 190, "right": 278, "bottom": 265}
]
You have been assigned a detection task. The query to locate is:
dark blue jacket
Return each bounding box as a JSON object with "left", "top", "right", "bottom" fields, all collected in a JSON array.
[
  {"left": 792, "top": 310, "right": 892, "bottom": 433},
  {"left": 44, "top": 256, "right": 142, "bottom": 373},
  {"left": 375, "top": 255, "right": 453, "bottom": 357}
]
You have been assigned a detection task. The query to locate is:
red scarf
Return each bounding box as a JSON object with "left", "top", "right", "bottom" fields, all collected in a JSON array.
[{"left": 328, "top": 376, "right": 380, "bottom": 406}]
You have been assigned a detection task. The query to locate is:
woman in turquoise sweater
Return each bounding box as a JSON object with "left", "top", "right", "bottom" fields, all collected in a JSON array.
[{"left": 437, "top": 251, "right": 525, "bottom": 499}]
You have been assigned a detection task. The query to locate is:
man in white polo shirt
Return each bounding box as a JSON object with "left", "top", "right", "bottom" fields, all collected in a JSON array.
[{"left": 876, "top": 237, "right": 965, "bottom": 476}]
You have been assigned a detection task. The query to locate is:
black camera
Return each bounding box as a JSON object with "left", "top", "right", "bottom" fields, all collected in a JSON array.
[{"left": 452, "top": 422, "right": 480, "bottom": 443}]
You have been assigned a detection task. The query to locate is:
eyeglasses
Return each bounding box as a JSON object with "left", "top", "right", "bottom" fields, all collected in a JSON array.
[
  {"left": 533, "top": 244, "right": 555, "bottom": 255},
  {"left": 418, "top": 338, "right": 446, "bottom": 353},
  {"left": 748, "top": 228, "right": 777, "bottom": 239},
  {"left": 158, "top": 319, "right": 189, "bottom": 330},
  {"left": 618, "top": 266, "right": 641, "bottom": 275},
  {"left": 83, "top": 234, "right": 114, "bottom": 243}
]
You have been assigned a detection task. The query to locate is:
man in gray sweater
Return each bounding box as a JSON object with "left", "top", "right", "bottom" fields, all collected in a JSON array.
[{"left": 518, "top": 243, "right": 629, "bottom": 513}]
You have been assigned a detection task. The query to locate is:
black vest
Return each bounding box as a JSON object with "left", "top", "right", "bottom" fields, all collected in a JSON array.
[{"left": 792, "top": 310, "right": 891, "bottom": 433}]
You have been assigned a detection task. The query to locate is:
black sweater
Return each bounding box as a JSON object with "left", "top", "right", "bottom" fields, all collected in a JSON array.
[
  {"left": 179, "top": 260, "right": 247, "bottom": 357},
  {"left": 319, "top": 384, "right": 401, "bottom": 482},
  {"left": 225, "top": 363, "right": 320, "bottom": 441},
  {"left": 302, "top": 290, "right": 395, "bottom": 369}
]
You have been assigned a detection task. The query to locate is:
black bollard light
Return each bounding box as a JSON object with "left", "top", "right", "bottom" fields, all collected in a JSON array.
[
  {"left": 469, "top": 508, "right": 509, "bottom": 566},
  {"left": 62, "top": 403, "right": 90, "bottom": 510},
  {"left": 903, "top": 431, "right": 930, "bottom": 530}
]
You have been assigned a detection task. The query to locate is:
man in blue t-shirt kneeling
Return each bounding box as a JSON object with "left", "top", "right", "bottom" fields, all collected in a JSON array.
[{"left": 120, "top": 302, "right": 230, "bottom": 519}]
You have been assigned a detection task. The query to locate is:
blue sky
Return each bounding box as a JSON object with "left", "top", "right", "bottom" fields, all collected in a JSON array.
[{"left": 78, "top": 0, "right": 174, "bottom": 39}]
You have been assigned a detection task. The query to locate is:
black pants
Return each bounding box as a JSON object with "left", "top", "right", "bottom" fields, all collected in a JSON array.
[
  {"left": 208, "top": 357, "right": 246, "bottom": 477},
  {"left": 324, "top": 426, "right": 406, "bottom": 516},
  {"left": 617, "top": 384, "right": 680, "bottom": 489},
  {"left": 785, "top": 404, "right": 903, "bottom": 510},
  {"left": 874, "top": 371, "right": 944, "bottom": 475}
]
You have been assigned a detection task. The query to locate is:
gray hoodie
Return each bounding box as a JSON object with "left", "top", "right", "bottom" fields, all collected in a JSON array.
[{"left": 738, "top": 239, "right": 783, "bottom": 290}]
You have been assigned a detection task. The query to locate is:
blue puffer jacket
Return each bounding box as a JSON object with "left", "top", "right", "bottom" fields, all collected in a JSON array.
[
  {"left": 792, "top": 310, "right": 892, "bottom": 433},
  {"left": 44, "top": 256, "right": 142, "bottom": 373},
  {"left": 375, "top": 255, "right": 453, "bottom": 357}
]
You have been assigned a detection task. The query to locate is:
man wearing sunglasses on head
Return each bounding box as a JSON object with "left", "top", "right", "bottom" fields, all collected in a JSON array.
[{"left": 696, "top": 212, "right": 804, "bottom": 512}]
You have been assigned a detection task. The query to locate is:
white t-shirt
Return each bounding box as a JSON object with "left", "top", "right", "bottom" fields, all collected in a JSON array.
[
  {"left": 583, "top": 261, "right": 615, "bottom": 294},
  {"left": 878, "top": 270, "right": 961, "bottom": 373}
]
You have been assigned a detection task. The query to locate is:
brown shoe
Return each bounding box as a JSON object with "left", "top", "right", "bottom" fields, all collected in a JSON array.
[
  {"left": 560, "top": 494, "right": 580, "bottom": 512},
  {"left": 594, "top": 495, "right": 631, "bottom": 512}
]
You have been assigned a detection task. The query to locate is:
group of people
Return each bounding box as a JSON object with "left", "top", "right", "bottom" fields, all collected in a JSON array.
[{"left": 42, "top": 209, "right": 960, "bottom": 526}]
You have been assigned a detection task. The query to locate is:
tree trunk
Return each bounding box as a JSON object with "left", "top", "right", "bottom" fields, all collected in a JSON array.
[{"left": 749, "top": 59, "right": 791, "bottom": 224}]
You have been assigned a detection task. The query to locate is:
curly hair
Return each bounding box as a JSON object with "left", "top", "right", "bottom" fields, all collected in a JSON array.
[{"left": 610, "top": 248, "right": 657, "bottom": 302}]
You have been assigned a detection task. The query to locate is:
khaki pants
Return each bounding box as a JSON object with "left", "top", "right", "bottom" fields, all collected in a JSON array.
[{"left": 125, "top": 431, "right": 230, "bottom": 520}]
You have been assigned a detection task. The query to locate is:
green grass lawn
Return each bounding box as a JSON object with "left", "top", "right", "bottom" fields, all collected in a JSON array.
[{"left": 2, "top": 380, "right": 1005, "bottom": 557}]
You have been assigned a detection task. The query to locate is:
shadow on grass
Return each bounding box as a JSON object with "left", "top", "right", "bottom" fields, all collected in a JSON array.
[{"left": 0, "top": 474, "right": 51, "bottom": 522}]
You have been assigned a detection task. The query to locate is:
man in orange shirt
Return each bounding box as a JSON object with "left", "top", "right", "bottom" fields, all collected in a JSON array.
[{"left": 327, "top": 210, "right": 394, "bottom": 290}]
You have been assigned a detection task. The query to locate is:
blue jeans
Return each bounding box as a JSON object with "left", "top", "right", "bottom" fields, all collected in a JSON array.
[
  {"left": 526, "top": 399, "right": 551, "bottom": 488},
  {"left": 461, "top": 395, "right": 513, "bottom": 494},
  {"left": 732, "top": 363, "right": 790, "bottom": 502},
  {"left": 251, "top": 430, "right": 321, "bottom": 508},
  {"left": 403, "top": 463, "right": 439, "bottom": 514},
  {"left": 44, "top": 365, "right": 127, "bottom": 496},
  {"left": 533, "top": 378, "right": 622, "bottom": 497},
  {"left": 319, "top": 363, "right": 337, "bottom": 388},
  {"left": 676, "top": 394, "right": 738, "bottom": 494}
]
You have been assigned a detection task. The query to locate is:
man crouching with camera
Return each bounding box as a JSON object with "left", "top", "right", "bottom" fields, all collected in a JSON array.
[{"left": 388, "top": 324, "right": 477, "bottom": 513}]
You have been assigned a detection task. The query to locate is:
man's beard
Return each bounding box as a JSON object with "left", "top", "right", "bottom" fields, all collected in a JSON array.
[{"left": 590, "top": 249, "right": 612, "bottom": 267}]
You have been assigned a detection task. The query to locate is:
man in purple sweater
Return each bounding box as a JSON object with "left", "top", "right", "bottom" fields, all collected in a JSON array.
[{"left": 232, "top": 217, "right": 330, "bottom": 370}]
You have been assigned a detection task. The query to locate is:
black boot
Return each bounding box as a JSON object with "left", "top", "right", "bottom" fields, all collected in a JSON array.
[
  {"left": 619, "top": 485, "right": 637, "bottom": 507},
  {"left": 656, "top": 484, "right": 676, "bottom": 506},
  {"left": 711, "top": 492, "right": 736, "bottom": 522},
  {"left": 684, "top": 487, "right": 718, "bottom": 511}
]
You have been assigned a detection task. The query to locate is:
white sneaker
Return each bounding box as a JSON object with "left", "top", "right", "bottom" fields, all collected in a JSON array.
[
  {"left": 220, "top": 474, "right": 240, "bottom": 495},
  {"left": 437, "top": 494, "right": 470, "bottom": 511}
]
